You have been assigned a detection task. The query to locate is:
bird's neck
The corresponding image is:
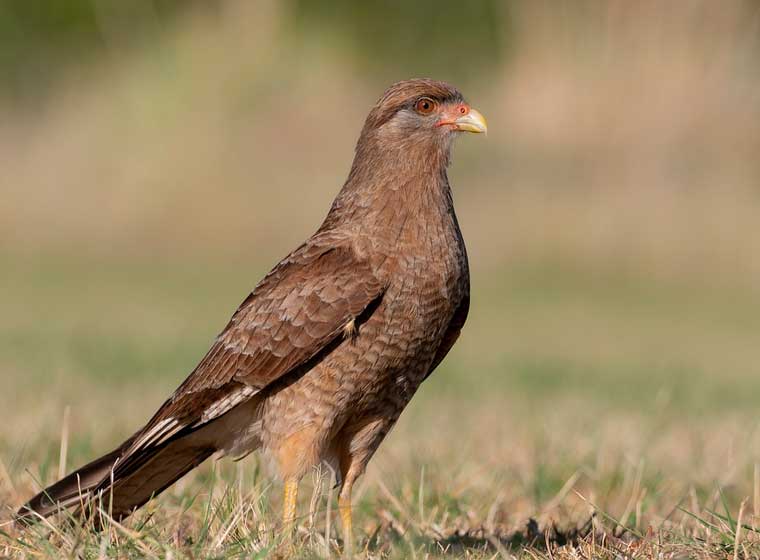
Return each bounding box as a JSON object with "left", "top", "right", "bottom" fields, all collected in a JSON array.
[{"left": 323, "top": 138, "right": 456, "bottom": 236}]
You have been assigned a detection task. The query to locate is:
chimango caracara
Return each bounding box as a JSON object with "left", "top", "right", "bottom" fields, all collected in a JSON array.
[{"left": 18, "top": 79, "right": 487, "bottom": 548}]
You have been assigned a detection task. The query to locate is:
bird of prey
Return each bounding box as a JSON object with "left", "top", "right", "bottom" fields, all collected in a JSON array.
[{"left": 18, "top": 79, "right": 487, "bottom": 550}]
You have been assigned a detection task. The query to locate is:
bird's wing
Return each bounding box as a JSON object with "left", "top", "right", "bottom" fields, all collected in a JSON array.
[
  {"left": 423, "top": 293, "right": 469, "bottom": 381},
  {"left": 122, "top": 238, "right": 385, "bottom": 458}
]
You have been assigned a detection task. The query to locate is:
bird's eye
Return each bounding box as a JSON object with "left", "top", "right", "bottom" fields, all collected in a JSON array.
[{"left": 414, "top": 97, "right": 437, "bottom": 115}]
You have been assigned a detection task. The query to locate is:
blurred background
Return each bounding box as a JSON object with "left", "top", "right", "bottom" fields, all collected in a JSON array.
[{"left": 3, "top": 0, "right": 760, "bottom": 539}]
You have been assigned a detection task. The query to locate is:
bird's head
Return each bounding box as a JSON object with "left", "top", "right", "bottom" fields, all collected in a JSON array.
[
  {"left": 358, "top": 79, "right": 487, "bottom": 157},
  {"left": 329, "top": 79, "right": 486, "bottom": 225}
]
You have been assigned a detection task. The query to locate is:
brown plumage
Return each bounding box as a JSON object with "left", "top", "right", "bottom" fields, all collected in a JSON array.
[{"left": 17, "top": 78, "right": 487, "bottom": 547}]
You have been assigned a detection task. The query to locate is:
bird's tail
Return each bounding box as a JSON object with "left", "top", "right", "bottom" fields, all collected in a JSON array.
[
  {"left": 17, "top": 432, "right": 215, "bottom": 525},
  {"left": 17, "top": 444, "right": 127, "bottom": 522}
]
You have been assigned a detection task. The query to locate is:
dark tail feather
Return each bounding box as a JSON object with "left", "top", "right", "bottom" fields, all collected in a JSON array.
[
  {"left": 17, "top": 445, "right": 125, "bottom": 522},
  {"left": 97, "top": 438, "right": 215, "bottom": 521},
  {"left": 17, "top": 434, "right": 214, "bottom": 525}
]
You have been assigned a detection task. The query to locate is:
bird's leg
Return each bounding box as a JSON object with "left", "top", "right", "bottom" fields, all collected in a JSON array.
[
  {"left": 336, "top": 419, "right": 389, "bottom": 557},
  {"left": 282, "top": 476, "right": 299, "bottom": 536},
  {"left": 338, "top": 483, "right": 354, "bottom": 557},
  {"left": 277, "top": 427, "right": 319, "bottom": 540},
  {"left": 339, "top": 453, "right": 371, "bottom": 557}
]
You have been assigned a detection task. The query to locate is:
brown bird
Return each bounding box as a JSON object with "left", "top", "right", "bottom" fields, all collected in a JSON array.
[{"left": 18, "top": 79, "right": 486, "bottom": 550}]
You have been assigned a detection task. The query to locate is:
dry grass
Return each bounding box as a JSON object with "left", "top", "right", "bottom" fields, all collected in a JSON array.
[
  {"left": 4, "top": 394, "right": 760, "bottom": 558},
  {"left": 3, "top": 1, "right": 760, "bottom": 557}
]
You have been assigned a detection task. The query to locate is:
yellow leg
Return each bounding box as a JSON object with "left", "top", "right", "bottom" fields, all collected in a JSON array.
[
  {"left": 338, "top": 491, "right": 353, "bottom": 557},
  {"left": 282, "top": 477, "right": 299, "bottom": 534}
]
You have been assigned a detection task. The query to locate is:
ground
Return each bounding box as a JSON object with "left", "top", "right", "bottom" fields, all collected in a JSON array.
[{"left": 3, "top": 253, "right": 760, "bottom": 559}]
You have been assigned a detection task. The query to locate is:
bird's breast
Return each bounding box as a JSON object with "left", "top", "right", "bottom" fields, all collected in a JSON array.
[{"left": 369, "top": 219, "right": 468, "bottom": 356}]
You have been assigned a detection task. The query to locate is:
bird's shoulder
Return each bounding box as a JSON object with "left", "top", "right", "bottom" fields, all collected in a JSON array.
[{"left": 191, "top": 231, "right": 385, "bottom": 391}]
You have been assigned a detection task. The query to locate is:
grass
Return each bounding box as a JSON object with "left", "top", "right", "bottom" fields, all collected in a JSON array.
[{"left": 3, "top": 252, "right": 760, "bottom": 558}]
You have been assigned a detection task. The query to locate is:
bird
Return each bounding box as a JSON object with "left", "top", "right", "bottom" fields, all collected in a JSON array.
[{"left": 17, "top": 78, "right": 487, "bottom": 551}]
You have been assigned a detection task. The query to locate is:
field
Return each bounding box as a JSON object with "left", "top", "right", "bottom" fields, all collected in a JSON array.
[
  {"left": 4, "top": 253, "right": 760, "bottom": 559},
  {"left": 3, "top": 2, "right": 760, "bottom": 558}
]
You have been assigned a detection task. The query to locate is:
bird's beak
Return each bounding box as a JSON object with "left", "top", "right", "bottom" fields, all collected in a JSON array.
[{"left": 453, "top": 108, "right": 488, "bottom": 134}]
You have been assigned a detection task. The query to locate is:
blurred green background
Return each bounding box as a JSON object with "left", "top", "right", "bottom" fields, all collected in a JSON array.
[{"left": 3, "top": 0, "right": 760, "bottom": 531}]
